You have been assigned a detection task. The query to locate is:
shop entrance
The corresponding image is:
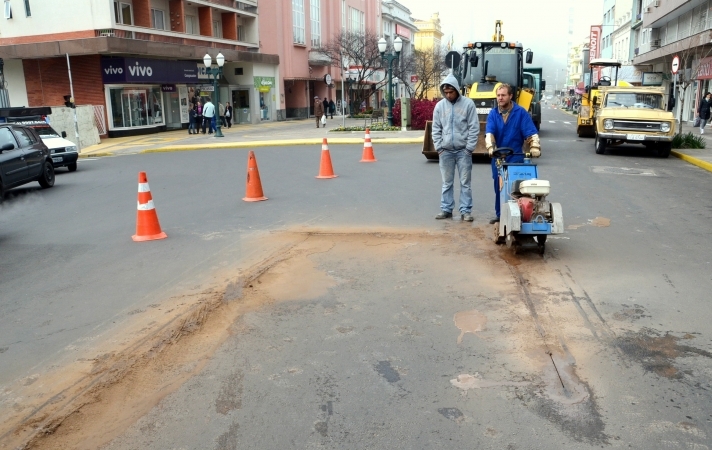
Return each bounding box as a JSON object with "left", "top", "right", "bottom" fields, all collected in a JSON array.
[
  {"left": 163, "top": 91, "right": 182, "bottom": 130},
  {"left": 232, "top": 89, "right": 251, "bottom": 124}
]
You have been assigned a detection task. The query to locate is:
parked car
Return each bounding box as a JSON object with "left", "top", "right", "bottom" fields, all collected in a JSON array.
[
  {"left": 16, "top": 121, "right": 79, "bottom": 172},
  {"left": 0, "top": 123, "right": 55, "bottom": 201}
]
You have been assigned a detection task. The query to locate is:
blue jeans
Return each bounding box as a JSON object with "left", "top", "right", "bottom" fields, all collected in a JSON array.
[{"left": 439, "top": 149, "right": 472, "bottom": 214}]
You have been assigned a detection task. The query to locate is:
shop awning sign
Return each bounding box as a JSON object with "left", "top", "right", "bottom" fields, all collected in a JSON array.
[
  {"left": 102, "top": 57, "right": 200, "bottom": 83},
  {"left": 254, "top": 76, "right": 275, "bottom": 92},
  {"left": 641, "top": 72, "right": 664, "bottom": 86}
]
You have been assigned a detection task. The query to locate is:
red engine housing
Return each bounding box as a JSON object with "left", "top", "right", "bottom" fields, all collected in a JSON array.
[{"left": 517, "top": 197, "right": 536, "bottom": 222}]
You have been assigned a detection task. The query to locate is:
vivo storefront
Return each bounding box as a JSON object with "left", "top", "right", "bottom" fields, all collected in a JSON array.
[{"left": 102, "top": 57, "right": 197, "bottom": 137}]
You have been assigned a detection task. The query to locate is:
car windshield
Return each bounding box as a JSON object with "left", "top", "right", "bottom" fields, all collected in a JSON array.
[
  {"left": 605, "top": 92, "right": 663, "bottom": 109},
  {"left": 33, "top": 126, "right": 61, "bottom": 138}
]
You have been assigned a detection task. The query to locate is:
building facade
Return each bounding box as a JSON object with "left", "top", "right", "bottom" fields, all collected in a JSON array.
[
  {"left": 380, "top": 1, "right": 417, "bottom": 104},
  {"left": 632, "top": 0, "right": 712, "bottom": 123},
  {"left": 413, "top": 13, "right": 443, "bottom": 99},
  {"left": 0, "top": 0, "right": 279, "bottom": 137},
  {"left": 258, "top": 0, "right": 379, "bottom": 119}
]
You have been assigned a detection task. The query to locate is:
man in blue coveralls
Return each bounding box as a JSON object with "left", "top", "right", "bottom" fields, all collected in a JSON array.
[{"left": 485, "top": 83, "right": 541, "bottom": 224}]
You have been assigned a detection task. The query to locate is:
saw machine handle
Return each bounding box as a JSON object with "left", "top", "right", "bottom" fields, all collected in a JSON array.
[{"left": 492, "top": 147, "right": 514, "bottom": 159}]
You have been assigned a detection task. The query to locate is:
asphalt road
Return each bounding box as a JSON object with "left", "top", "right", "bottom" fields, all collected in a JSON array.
[{"left": 2, "top": 106, "right": 712, "bottom": 449}]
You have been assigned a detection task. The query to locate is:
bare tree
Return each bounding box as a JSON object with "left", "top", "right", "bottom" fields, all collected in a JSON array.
[
  {"left": 411, "top": 46, "right": 448, "bottom": 99},
  {"left": 659, "top": 31, "right": 712, "bottom": 133},
  {"left": 315, "top": 30, "right": 385, "bottom": 110}
]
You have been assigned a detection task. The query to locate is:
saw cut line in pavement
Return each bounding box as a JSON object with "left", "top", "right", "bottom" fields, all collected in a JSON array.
[{"left": 591, "top": 166, "right": 657, "bottom": 176}]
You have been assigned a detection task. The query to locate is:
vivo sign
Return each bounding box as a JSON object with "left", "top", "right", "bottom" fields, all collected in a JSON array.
[{"left": 101, "top": 57, "right": 199, "bottom": 83}]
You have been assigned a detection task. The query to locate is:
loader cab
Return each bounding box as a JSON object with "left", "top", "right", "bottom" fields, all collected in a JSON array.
[
  {"left": 577, "top": 58, "right": 622, "bottom": 137},
  {"left": 461, "top": 41, "right": 528, "bottom": 96}
]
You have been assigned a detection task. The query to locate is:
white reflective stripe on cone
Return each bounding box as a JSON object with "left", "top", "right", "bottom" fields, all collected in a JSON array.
[
  {"left": 322, "top": 145, "right": 329, "bottom": 150},
  {"left": 137, "top": 200, "right": 156, "bottom": 210},
  {"left": 138, "top": 183, "right": 151, "bottom": 193},
  {"left": 364, "top": 142, "right": 372, "bottom": 147}
]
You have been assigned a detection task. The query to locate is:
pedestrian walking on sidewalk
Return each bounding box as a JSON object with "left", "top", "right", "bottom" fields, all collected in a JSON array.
[
  {"left": 431, "top": 73, "right": 479, "bottom": 222},
  {"left": 188, "top": 105, "right": 197, "bottom": 134},
  {"left": 328, "top": 99, "right": 335, "bottom": 119},
  {"left": 225, "top": 102, "right": 233, "bottom": 128},
  {"left": 196, "top": 100, "right": 203, "bottom": 133},
  {"left": 699, "top": 92, "right": 712, "bottom": 134},
  {"left": 219, "top": 102, "right": 226, "bottom": 128},
  {"left": 314, "top": 96, "right": 324, "bottom": 128}
]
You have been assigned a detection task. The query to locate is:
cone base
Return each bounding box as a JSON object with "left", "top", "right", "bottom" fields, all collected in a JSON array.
[
  {"left": 243, "top": 196, "right": 268, "bottom": 202},
  {"left": 132, "top": 231, "right": 168, "bottom": 242},
  {"left": 315, "top": 174, "right": 338, "bottom": 179},
  {"left": 360, "top": 159, "right": 377, "bottom": 162}
]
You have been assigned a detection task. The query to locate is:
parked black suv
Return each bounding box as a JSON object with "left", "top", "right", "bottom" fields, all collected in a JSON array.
[{"left": 0, "top": 123, "right": 55, "bottom": 200}]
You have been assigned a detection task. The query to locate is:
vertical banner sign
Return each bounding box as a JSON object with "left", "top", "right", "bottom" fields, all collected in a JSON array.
[
  {"left": 590, "top": 25, "right": 603, "bottom": 82},
  {"left": 178, "top": 85, "right": 189, "bottom": 123}
]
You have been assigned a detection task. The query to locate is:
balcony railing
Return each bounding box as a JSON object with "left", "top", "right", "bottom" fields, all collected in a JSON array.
[{"left": 95, "top": 25, "right": 258, "bottom": 49}]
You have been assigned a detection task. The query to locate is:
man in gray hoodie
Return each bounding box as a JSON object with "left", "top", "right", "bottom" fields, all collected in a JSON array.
[{"left": 431, "top": 73, "right": 480, "bottom": 221}]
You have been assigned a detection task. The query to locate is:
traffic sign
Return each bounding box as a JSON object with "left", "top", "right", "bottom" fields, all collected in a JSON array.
[
  {"left": 672, "top": 55, "right": 680, "bottom": 74},
  {"left": 444, "top": 51, "right": 461, "bottom": 69}
]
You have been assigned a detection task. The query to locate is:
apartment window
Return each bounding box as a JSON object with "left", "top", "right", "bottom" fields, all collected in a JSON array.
[
  {"left": 341, "top": 0, "right": 346, "bottom": 31},
  {"left": 349, "top": 7, "right": 364, "bottom": 33},
  {"left": 311, "top": 0, "right": 321, "bottom": 47},
  {"left": 4, "top": 0, "right": 12, "bottom": 19},
  {"left": 237, "top": 25, "right": 245, "bottom": 41},
  {"left": 213, "top": 20, "right": 222, "bottom": 38},
  {"left": 292, "top": 0, "right": 305, "bottom": 44},
  {"left": 24, "top": 0, "right": 30, "bottom": 17},
  {"left": 114, "top": 1, "right": 132, "bottom": 25},
  {"left": 151, "top": 9, "right": 165, "bottom": 30},
  {"left": 186, "top": 15, "right": 198, "bottom": 34}
]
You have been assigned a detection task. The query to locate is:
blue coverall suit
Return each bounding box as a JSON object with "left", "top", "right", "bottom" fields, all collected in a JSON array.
[{"left": 486, "top": 102, "right": 538, "bottom": 219}]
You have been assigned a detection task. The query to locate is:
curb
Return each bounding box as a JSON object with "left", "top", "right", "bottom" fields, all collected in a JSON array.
[
  {"left": 141, "top": 137, "right": 423, "bottom": 154},
  {"left": 671, "top": 150, "right": 712, "bottom": 173},
  {"left": 79, "top": 152, "right": 114, "bottom": 158}
]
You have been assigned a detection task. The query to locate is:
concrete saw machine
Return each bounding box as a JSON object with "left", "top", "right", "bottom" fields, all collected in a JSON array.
[{"left": 492, "top": 148, "right": 564, "bottom": 254}]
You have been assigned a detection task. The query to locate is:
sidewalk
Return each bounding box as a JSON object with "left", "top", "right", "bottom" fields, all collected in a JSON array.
[{"left": 79, "top": 116, "right": 424, "bottom": 157}]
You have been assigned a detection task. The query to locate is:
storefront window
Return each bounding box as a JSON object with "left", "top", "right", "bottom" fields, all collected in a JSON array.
[{"left": 109, "top": 86, "right": 164, "bottom": 129}]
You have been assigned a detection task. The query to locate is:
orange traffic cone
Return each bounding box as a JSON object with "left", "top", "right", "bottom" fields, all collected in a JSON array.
[
  {"left": 243, "top": 150, "right": 268, "bottom": 202},
  {"left": 360, "top": 127, "right": 377, "bottom": 162},
  {"left": 316, "top": 138, "right": 338, "bottom": 179},
  {"left": 132, "top": 172, "right": 167, "bottom": 242}
]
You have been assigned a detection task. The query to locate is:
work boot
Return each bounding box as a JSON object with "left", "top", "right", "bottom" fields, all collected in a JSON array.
[
  {"left": 489, "top": 217, "right": 500, "bottom": 224},
  {"left": 461, "top": 212, "right": 474, "bottom": 222},
  {"left": 435, "top": 211, "right": 453, "bottom": 220}
]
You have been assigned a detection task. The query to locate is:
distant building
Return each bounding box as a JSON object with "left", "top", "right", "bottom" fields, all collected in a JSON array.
[{"left": 413, "top": 13, "right": 444, "bottom": 99}]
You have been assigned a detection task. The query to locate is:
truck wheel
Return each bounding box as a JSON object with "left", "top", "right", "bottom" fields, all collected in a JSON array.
[
  {"left": 656, "top": 142, "right": 671, "bottom": 158},
  {"left": 595, "top": 134, "right": 606, "bottom": 155}
]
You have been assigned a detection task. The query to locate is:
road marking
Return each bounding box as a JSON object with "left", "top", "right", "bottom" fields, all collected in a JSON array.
[
  {"left": 563, "top": 121, "right": 571, "bottom": 125},
  {"left": 549, "top": 121, "right": 556, "bottom": 123}
]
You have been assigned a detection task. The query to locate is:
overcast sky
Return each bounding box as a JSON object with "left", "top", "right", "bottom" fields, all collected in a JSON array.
[{"left": 402, "top": 0, "right": 605, "bottom": 83}]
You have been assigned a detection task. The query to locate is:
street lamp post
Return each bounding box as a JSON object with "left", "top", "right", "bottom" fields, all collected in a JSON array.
[
  {"left": 203, "top": 52, "right": 225, "bottom": 138},
  {"left": 378, "top": 36, "right": 402, "bottom": 126}
]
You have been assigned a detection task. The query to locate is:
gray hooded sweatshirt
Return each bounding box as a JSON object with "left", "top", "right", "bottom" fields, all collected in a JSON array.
[{"left": 431, "top": 73, "right": 480, "bottom": 152}]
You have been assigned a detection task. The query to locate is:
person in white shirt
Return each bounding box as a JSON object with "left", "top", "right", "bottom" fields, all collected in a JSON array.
[{"left": 202, "top": 99, "right": 216, "bottom": 134}]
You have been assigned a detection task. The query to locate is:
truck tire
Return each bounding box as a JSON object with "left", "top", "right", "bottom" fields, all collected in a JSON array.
[
  {"left": 656, "top": 142, "right": 671, "bottom": 158},
  {"left": 595, "top": 134, "right": 606, "bottom": 155}
]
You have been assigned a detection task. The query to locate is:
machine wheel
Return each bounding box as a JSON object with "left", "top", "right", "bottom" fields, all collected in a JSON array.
[
  {"left": 656, "top": 142, "right": 672, "bottom": 158},
  {"left": 595, "top": 134, "right": 606, "bottom": 155},
  {"left": 67, "top": 162, "right": 78, "bottom": 172},
  {"left": 38, "top": 161, "right": 55, "bottom": 189},
  {"left": 536, "top": 235, "right": 547, "bottom": 255}
]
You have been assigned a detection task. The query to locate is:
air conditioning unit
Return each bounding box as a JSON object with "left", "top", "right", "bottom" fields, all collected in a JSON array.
[
  {"left": 653, "top": 0, "right": 660, "bottom": 6},
  {"left": 651, "top": 39, "right": 661, "bottom": 47}
]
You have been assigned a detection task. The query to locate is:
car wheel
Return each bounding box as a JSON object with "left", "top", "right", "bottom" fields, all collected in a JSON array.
[
  {"left": 656, "top": 142, "right": 671, "bottom": 158},
  {"left": 595, "top": 134, "right": 606, "bottom": 154},
  {"left": 67, "top": 162, "right": 78, "bottom": 172},
  {"left": 38, "top": 160, "right": 55, "bottom": 188}
]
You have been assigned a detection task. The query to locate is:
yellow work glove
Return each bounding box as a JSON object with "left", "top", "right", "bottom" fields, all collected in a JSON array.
[{"left": 527, "top": 134, "right": 541, "bottom": 158}]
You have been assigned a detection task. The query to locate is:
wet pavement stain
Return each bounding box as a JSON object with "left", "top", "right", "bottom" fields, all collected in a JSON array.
[
  {"left": 614, "top": 329, "right": 712, "bottom": 379},
  {"left": 215, "top": 421, "right": 240, "bottom": 450},
  {"left": 438, "top": 407, "right": 464, "bottom": 422},
  {"left": 612, "top": 304, "right": 650, "bottom": 321},
  {"left": 375, "top": 361, "right": 400, "bottom": 383},
  {"left": 453, "top": 310, "right": 487, "bottom": 344},
  {"left": 590, "top": 217, "right": 611, "bottom": 227},
  {"left": 314, "top": 421, "right": 328, "bottom": 437},
  {"left": 215, "top": 371, "right": 244, "bottom": 415}
]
